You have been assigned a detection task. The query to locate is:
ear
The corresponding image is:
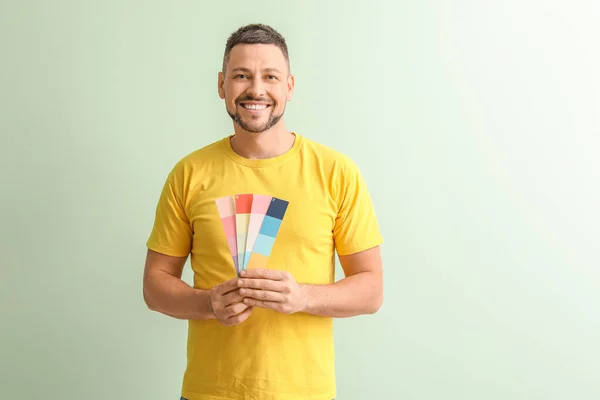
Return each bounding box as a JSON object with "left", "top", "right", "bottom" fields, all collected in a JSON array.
[
  {"left": 286, "top": 73, "right": 295, "bottom": 102},
  {"left": 218, "top": 72, "right": 225, "bottom": 99}
]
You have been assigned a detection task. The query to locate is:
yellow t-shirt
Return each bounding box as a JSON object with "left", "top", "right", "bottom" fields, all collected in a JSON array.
[{"left": 146, "top": 133, "right": 383, "bottom": 400}]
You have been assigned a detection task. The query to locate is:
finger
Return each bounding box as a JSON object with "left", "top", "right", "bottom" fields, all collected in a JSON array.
[
  {"left": 222, "top": 289, "right": 245, "bottom": 307},
  {"left": 243, "top": 298, "right": 293, "bottom": 314},
  {"left": 240, "top": 288, "right": 286, "bottom": 302},
  {"left": 241, "top": 268, "right": 289, "bottom": 281},
  {"left": 223, "top": 301, "right": 250, "bottom": 318},
  {"left": 217, "top": 277, "right": 244, "bottom": 295},
  {"left": 225, "top": 306, "right": 254, "bottom": 326},
  {"left": 239, "top": 278, "right": 285, "bottom": 292}
]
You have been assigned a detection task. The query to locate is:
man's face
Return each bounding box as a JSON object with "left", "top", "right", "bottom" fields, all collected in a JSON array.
[{"left": 218, "top": 44, "right": 294, "bottom": 133}]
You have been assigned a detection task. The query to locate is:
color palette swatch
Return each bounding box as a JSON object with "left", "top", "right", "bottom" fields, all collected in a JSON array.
[
  {"left": 215, "top": 196, "right": 238, "bottom": 272},
  {"left": 216, "top": 194, "right": 289, "bottom": 276},
  {"left": 234, "top": 194, "right": 252, "bottom": 273}
]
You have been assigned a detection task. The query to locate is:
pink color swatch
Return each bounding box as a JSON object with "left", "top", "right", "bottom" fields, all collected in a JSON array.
[
  {"left": 245, "top": 195, "right": 273, "bottom": 267},
  {"left": 215, "top": 195, "right": 238, "bottom": 273}
]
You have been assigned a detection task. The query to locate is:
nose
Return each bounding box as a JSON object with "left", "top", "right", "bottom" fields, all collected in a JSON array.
[{"left": 246, "top": 76, "right": 266, "bottom": 98}]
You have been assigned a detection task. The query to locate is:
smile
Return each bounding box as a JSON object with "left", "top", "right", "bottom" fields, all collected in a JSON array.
[{"left": 240, "top": 103, "right": 271, "bottom": 111}]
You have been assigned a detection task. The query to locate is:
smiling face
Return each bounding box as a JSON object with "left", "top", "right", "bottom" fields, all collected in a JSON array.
[{"left": 218, "top": 44, "right": 294, "bottom": 134}]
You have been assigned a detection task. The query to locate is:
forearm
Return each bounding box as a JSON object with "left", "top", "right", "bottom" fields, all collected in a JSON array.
[
  {"left": 299, "top": 271, "right": 383, "bottom": 318},
  {"left": 143, "top": 271, "right": 215, "bottom": 320}
]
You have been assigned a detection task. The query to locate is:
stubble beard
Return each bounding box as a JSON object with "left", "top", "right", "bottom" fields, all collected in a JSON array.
[{"left": 227, "top": 100, "right": 286, "bottom": 133}]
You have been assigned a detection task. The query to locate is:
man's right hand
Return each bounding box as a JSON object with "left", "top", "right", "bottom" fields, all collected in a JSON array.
[{"left": 209, "top": 277, "right": 253, "bottom": 326}]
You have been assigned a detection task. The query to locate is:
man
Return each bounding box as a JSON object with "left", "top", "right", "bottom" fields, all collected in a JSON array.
[{"left": 143, "top": 23, "right": 384, "bottom": 400}]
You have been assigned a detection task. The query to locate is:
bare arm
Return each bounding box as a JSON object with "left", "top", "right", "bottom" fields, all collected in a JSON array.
[
  {"left": 300, "top": 246, "right": 383, "bottom": 317},
  {"left": 240, "top": 246, "right": 384, "bottom": 318},
  {"left": 143, "top": 249, "right": 254, "bottom": 324},
  {"left": 143, "top": 249, "right": 214, "bottom": 320}
]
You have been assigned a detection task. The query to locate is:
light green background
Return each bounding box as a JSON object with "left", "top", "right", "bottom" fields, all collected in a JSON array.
[{"left": 1, "top": 1, "right": 599, "bottom": 399}]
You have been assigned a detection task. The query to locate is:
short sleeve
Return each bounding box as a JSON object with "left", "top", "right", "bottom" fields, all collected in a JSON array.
[
  {"left": 146, "top": 165, "right": 192, "bottom": 257},
  {"left": 333, "top": 161, "right": 383, "bottom": 256}
]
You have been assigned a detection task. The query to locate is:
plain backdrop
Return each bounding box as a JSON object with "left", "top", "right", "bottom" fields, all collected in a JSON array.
[{"left": 1, "top": 1, "right": 599, "bottom": 399}]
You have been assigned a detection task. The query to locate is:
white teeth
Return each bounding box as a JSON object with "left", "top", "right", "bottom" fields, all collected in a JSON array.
[{"left": 243, "top": 104, "right": 268, "bottom": 110}]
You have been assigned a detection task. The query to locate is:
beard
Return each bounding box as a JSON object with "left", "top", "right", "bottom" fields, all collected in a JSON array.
[{"left": 226, "top": 95, "right": 286, "bottom": 133}]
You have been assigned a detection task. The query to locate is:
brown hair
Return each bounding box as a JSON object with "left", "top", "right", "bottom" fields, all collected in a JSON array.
[{"left": 222, "top": 23, "right": 290, "bottom": 74}]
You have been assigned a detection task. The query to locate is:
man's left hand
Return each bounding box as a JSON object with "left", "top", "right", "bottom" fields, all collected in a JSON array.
[{"left": 238, "top": 269, "right": 306, "bottom": 314}]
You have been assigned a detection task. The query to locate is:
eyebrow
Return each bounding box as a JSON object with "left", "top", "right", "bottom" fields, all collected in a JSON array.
[{"left": 231, "top": 67, "right": 283, "bottom": 74}]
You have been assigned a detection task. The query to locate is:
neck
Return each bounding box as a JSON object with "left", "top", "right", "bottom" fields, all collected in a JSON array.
[{"left": 230, "top": 125, "right": 295, "bottom": 160}]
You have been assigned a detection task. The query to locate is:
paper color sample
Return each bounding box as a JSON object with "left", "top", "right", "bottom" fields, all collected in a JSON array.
[
  {"left": 215, "top": 195, "right": 238, "bottom": 274},
  {"left": 243, "top": 195, "right": 273, "bottom": 270},
  {"left": 235, "top": 194, "right": 253, "bottom": 274},
  {"left": 245, "top": 197, "right": 289, "bottom": 270}
]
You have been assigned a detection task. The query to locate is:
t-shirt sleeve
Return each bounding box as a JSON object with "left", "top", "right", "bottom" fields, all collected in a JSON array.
[
  {"left": 333, "top": 160, "right": 384, "bottom": 256},
  {"left": 146, "top": 164, "right": 193, "bottom": 257}
]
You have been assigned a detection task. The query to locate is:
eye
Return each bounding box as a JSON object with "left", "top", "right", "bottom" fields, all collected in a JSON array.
[
  {"left": 235, "top": 74, "right": 248, "bottom": 79},
  {"left": 267, "top": 75, "right": 278, "bottom": 80}
]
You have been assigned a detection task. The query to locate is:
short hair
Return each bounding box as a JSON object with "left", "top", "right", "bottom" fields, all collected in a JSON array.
[{"left": 222, "top": 23, "right": 290, "bottom": 74}]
